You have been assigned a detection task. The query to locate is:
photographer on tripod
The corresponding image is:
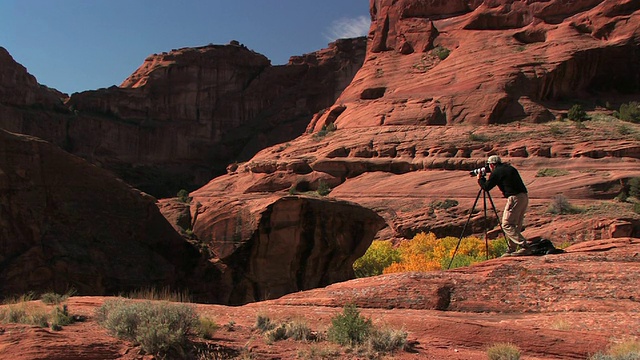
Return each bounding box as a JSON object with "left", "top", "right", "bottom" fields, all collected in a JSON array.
[{"left": 477, "top": 155, "right": 530, "bottom": 256}]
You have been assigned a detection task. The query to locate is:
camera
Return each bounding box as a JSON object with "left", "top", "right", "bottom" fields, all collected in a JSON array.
[{"left": 469, "top": 165, "right": 490, "bottom": 177}]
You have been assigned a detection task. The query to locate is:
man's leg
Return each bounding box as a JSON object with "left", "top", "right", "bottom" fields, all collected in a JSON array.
[{"left": 502, "top": 193, "right": 528, "bottom": 250}]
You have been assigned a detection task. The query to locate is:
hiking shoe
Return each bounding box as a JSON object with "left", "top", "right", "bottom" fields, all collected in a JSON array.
[
  {"left": 513, "top": 247, "right": 533, "bottom": 256},
  {"left": 501, "top": 251, "right": 515, "bottom": 257}
]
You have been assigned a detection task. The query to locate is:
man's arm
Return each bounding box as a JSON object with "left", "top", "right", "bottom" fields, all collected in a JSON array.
[{"left": 478, "top": 171, "right": 498, "bottom": 191}]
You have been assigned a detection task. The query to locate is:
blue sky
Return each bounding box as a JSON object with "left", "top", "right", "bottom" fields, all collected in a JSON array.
[{"left": 0, "top": 0, "right": 370, "bottom": 94}]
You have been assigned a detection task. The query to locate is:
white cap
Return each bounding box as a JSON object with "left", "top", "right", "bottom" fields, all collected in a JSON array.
[{"left": 487, "top": 155, "right": 501, "bottom": 164}]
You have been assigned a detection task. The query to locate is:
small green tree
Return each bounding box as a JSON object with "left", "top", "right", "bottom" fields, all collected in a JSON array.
[
  {"left": 568, "top": 104, "right": 588, "bottom": 121},
  {"left": 327, "top": 304, "right": 373, "bottom": 346}
]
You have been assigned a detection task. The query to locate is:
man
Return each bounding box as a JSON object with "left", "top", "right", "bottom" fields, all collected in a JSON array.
[{"left": 477, "top": 155, "right": 530, "bottom": 256}]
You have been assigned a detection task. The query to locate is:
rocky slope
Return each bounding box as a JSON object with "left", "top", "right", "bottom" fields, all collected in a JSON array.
[
  {"left": 1, "top": 238, "right": 638, "bottom": 359},
  {"left": 1, "top": 1, "right": 640, "bottom": 358}
]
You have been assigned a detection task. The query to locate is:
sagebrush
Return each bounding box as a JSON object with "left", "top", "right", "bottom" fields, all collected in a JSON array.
[{"left": 95, "top": 299, "right": 199, "bottom": 356}]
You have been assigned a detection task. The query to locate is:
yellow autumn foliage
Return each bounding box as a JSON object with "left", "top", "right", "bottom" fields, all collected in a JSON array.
[{"left": 381, "top": 232, "right": 507, "bottom": 274}]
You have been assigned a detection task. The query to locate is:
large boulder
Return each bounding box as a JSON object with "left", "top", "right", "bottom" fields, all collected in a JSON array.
[{"left": 160, "top": 192, "right": 386, "bottom": 305}]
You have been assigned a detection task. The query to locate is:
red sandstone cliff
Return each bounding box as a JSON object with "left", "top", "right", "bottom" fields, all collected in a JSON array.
[
  {"left": 0, "top": 40, "right": 366, "bottom": 197},
  {"left": 64, "top": 40, "right": 366, "bottom": 196},
  {"left": 310, "top": 0, "right": 640, "bottom": 131}
]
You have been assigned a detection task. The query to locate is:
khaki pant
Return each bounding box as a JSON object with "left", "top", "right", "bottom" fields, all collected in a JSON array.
[{"left": 502, "top": 193, "right": 528, "bottom": 251}]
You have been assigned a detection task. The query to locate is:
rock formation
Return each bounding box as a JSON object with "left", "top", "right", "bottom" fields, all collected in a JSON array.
[
  {"left": 309, "top": 0, "right": 640, "bottom": 130},
  {"left": 159, "top": 194, "right": 385, "bottom": 304}
]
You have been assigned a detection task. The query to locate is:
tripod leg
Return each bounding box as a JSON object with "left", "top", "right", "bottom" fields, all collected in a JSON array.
[
  {"left": 448, "top": 188, "right": 483, "bottom": 269},
  {"left": 486, "top": 190, "right": 508, "bottom": 250},
  {"left": 483, "top": 190, "right": 489, "bottom": 260}
]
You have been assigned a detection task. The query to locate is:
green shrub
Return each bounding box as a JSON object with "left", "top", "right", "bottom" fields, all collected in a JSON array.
[
  {"left": 629, "top": 177, "right": 640, "bottom": 198},
  {"left": 40, "top": 289, "right": 76, "bottom": 305},
  {"left": 0, "top": 294, "right": 75, "bottom": 330},
  {"left": 264, "top": 323, "right": 288, "bottom": 343},
  {"left": 547, "top": 194, "right": 582, "bottom": 215},
  {"left": 549, "top": 124, "right": 564, "bottom": 135},
  {"left": 536, "top": 168, "right": 570, "bottom": 177},
  {"left": 327, "top": 304, "right": 373, "bottom": 346},
  {"left": 255, "top": 316, "right": 313, "bottom": 343},
  {"left": 255, "top": 314, "right": 275, "bottom": 332},
  {"left": 634, "top": 203, "right": 640, "bottom": 215},
  {"left": 284, "top": 319, "right": 313, "bottom": 341},
  {"left": 618, "top": 124, "right": 633, "bottom": 135},
  {"left": 430, "top": 199, "right": 459, "bottom": 209},
  {"left": 317, "top": 180, "right": 331, "bottom": 196},
  {"left": 433, "top": 45, "right": 451, "bottom": 60},
  {"left": 312, "top": 123, "right": 337, "bottom": 140},
  {"left": 197, "top": 317, "right": 219, "bottom": 339},
  {"left": 468, "top": 132, "right": 489, "bottom": 142},
  {"left": 487, "top": 342, "right": 521, "bottom": 360},
  {"left": 615, "top": 191, "right": 628, "bottom": 202},
  {"left": 177, "top": 189, "right": 191, "bottom": 204},
  {"left": 353, "top": 240, "right": 401, "bottom": 278},
  {"left": 568, "top": 104, "right": 588, "bottom": 121},
  {"left": 615, "top": 101, "right": 640, "bottom": 123},
  {"left": 95, "top": 299, "right": 199, "bottom": 356}
]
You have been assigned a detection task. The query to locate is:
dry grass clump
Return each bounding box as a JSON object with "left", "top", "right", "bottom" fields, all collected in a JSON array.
[
  {"left": 547, "top": 194, "right": 583, "bottom": 215},
  {"left": 487, "top": 342, "right": 521, "bottom": 360},
  {"left": 590, "top": 338, "right": 640, "bottom": 360},
  {"left": 0, "top": 292, "right": 75, "bottom": 331},
  {"left": 123, "top": 286, "right": 192, "bottom": 303},
  {"left": 255, "top": 314, "right": 315, "bottom": 343}
]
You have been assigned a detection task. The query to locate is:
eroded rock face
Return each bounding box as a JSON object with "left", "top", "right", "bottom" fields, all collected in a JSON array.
[
  {"left": 0, "top": 129, "right": 203, "bottom": 297},
  {"left": 309, "top": 0, "right": 640, "bottom": 130}
]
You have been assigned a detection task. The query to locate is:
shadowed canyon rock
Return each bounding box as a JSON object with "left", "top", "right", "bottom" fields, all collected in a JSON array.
[{"left": 0, "top": 129, "right": 201, "bottom": 297}]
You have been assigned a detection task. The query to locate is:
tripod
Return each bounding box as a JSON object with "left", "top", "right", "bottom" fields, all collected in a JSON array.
[{"left": 447, "top": 186, "right": 507, "bottom": 269}]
